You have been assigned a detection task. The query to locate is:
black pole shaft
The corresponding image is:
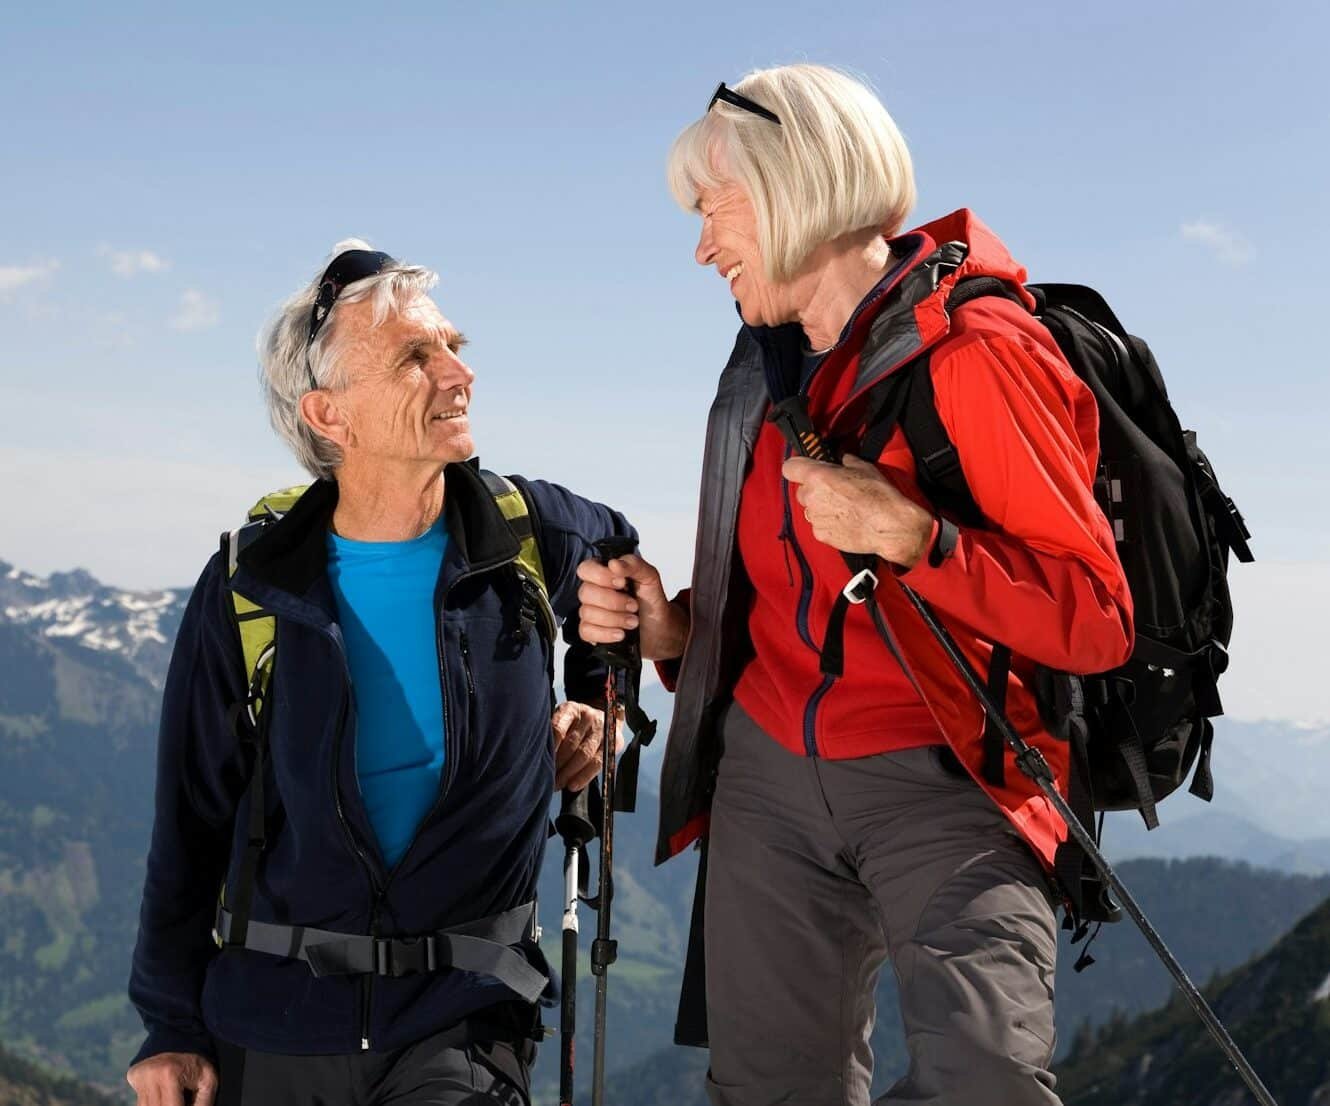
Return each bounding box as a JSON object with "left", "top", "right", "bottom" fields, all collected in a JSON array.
[
  {"left": 590, "top": 669, "right": 620, "bottom": 1106},
  {"left": 559, "top": 844, "right": 579, "bottom": 1106},
  {"left": 897, "top": 585, "right": 1279, "bottom": 1106}
]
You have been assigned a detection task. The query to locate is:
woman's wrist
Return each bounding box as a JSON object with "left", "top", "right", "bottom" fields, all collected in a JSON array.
[{"left": 645, "top": 599, "right": 691, "bottom": 661}]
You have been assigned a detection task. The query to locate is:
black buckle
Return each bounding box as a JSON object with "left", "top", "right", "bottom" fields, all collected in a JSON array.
[{"left": 374, "top": 934, "right": 438, "bottom": 977}]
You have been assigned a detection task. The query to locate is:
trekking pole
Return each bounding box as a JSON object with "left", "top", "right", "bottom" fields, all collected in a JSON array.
[
  {"left": 588, "top": 536, "right": 638, "bottom": 1106},
  {"left": 894, "top": 588, "right": 1279, "bottom": 1106},
  {"left": 555, "top": 787, "right": 595, "bottom": 1106},
  {"left": 770, "top": 401, "right": 1280, "bottom": 1106}
]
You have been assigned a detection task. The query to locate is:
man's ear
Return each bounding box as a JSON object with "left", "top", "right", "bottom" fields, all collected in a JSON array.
[{"left": 299, "top": 389, "right": 353, "bottom": 451}]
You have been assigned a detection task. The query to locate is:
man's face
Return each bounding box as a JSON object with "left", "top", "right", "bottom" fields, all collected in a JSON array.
[
  {"left": 693, "top": 181, "right": 795, "bottom": 329},
  {"left": 325, "top": 293, "right": 475, "bottom": 467}
]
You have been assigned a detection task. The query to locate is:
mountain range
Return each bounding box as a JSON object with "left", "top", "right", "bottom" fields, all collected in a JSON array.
[{"left": 3, "top": 557, "right": 1329, "bottom": 1104}]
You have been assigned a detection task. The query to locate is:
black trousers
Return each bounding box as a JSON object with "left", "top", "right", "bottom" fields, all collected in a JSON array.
[{"left": 214, "top": 1030, "right": 530, "bottom": 1106}]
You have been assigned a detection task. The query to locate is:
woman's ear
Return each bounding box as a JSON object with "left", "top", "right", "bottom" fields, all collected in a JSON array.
[{"left": 299, "top": 389, "right": 353, "bottom": 451}]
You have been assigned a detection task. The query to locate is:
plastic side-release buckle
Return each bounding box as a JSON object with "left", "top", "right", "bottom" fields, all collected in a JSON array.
[{"left": 843, "top": 567, "right": 878, "bottom": 605}]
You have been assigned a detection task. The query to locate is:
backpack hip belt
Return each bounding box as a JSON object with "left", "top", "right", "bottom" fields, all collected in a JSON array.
[{"left": 212, "top": 899, "right": 547, "bottom": 1003}]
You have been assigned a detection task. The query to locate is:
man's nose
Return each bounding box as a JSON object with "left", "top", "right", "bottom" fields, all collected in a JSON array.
[{"left": 435, "top": 351, "right": 476, "bottom": 389}]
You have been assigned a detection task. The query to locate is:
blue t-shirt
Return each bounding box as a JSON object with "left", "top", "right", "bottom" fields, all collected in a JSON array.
[{"left": 326, "top": 516, "right": 449, "bottom": 871}]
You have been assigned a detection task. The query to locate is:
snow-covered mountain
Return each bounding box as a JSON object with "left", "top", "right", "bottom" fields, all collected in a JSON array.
[{"left": 0, "top": 559, "right": 186, "bottom": 689}]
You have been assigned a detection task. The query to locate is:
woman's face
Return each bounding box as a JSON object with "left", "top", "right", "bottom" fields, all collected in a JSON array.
[{"left": 694, "top": 182, "right": 796, "bottom": 329}]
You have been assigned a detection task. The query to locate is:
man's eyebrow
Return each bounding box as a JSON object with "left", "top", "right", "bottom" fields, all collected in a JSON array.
[
  {"left": 393, "top": 336, "right": 434, "bottom": 365},
  {"left": 392, "top": 331, "right": 468, "bottom": 366}
]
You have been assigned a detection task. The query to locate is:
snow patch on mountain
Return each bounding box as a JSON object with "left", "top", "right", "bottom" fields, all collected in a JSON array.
[{"left": 0, "top": 558, "right": 184, "bottom": 686}]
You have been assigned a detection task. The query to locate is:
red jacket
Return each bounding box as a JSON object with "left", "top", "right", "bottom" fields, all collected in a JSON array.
[{"left": 666, "top": 209, "right": 1133, "bottom": 872}]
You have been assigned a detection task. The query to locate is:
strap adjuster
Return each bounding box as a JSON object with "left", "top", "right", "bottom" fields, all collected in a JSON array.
[
  {"left": 842, "top": 568, "right": 878, "bottom": 604},
  {"left": 374, "top": 934, "right": 438, "bottom": 977}
]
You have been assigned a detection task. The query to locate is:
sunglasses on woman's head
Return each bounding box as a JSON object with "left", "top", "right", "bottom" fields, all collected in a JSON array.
[{"left": 708, "top": 82, "right": 782, "bottom": 126}]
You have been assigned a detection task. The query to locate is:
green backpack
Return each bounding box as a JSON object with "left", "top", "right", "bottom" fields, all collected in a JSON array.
[{"left": 220, "top": 472, "right": 555, "bottom": 730}]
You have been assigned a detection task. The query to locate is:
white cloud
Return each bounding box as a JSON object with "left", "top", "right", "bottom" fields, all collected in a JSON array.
[
  {"left": 99, "top": 244, "right": 170, "bottom": 278},
  {"left": 0, "top": 259, "right": 59, "bottom": 299},
  {"left": 1180, "top": 219, "right": 1253, "bottom": 266},
  {"left": 169, "top": 289, "right": 220, "bottom": 331}
]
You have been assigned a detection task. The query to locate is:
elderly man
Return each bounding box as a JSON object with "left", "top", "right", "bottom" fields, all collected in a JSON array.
[{"left": 126, "top": 242, "right": 633, "bottom": 1106}]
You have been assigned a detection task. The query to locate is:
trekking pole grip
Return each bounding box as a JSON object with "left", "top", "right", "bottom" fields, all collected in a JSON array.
[
  {"left": 556, "top": 787, "right": 596, "bottom": 846},
  {"left": 592, "top": 537, "right": 639, "bottom": 670}
]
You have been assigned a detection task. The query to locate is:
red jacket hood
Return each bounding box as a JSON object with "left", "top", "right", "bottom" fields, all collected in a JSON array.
[
  {"left": 811, "top": 209, "right": 1044, "bottom": 428},
  {"left": 902, "top": 207, "right": 1038, "bottom": 312}
]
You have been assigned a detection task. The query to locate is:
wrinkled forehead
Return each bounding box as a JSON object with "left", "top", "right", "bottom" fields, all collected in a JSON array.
[{"left": 338, "top": 292, "right": 459, "bottom": 347}]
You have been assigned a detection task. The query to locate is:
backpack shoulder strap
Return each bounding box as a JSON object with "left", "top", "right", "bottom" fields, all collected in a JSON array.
[
  {"left": 218, "top": 484, "right": 311, "bottom": 725},
  {"left": 858, "top": 275, "right": 1028, "bottom": 527},
  {"left": 478, "top": 469, "right": 556, "bottom": 645},
  {"left": 214, "top": 482, "right": 309, "bottom": 952}
]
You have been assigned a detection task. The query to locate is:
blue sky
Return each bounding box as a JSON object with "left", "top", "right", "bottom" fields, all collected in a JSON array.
[{"left": 2, "top": 0, "right": 1327, "bottom": 719}]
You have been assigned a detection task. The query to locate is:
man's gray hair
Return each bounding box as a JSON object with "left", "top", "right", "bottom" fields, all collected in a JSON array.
[{"left": 257, "top": 238, "right": 438, "bottom": 480}]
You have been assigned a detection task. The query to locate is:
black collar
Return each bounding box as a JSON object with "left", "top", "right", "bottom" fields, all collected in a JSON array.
[{"left": 237, "top": 459, "right": 520, "bottom": 598}]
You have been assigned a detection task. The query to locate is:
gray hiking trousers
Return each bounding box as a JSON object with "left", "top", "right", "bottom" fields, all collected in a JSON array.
[{"left": 705, "top": 701, "right": 1062, "bottom": 1106}]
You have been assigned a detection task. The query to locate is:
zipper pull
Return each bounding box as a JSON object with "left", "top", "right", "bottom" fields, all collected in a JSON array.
[
  {"left": 777, "top": 524, "right": 795, "bottom": 588},
  {"left": 459, "top": 630, "right": 476, "bottom": 697},
  {"left": 361, "top": 1037, "right": 370, "bottom": 1051}
]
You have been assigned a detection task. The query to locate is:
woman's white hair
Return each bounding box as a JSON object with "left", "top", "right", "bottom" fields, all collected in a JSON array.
[
  {"left": 667, "top": 64, "right": 917, "bottom": 283},
  {"left": 256, "top": 238, "right": 438, "bottom": 480}
]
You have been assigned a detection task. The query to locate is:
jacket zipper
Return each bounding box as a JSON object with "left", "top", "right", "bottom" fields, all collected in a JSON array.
[
  {"left": 777, "top": 440, "right": 834, "bottom": 756},
  {"left": 780, "top": 447, "right": 819, "bottom": 654},
  {"left": 328, "top": 678, "right": 383, "bottom": 1052},
  {"left": 803, "top": 674, "right": 835, "bottom": 758},
  {"left": 328, "top": 554, "right": 517, "bottom": 1050},
  {"left": 459, "top": 630, "right": 476, "bottom": 698}
]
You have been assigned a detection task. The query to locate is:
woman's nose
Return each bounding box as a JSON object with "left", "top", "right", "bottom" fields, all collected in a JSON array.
[{"left": 695, "top": 221, "right": 717, "bottom": 267}]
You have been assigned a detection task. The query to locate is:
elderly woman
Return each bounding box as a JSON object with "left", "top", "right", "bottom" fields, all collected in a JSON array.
[
  {"left": 127, "top": 241, "right": 634, "bottom": 1106},
  {"left": 577, "top": 65, "right": 1133, "bottom": 1105}
]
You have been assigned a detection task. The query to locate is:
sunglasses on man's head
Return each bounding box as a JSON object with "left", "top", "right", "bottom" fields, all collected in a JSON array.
[
  {"left": 708, "top": 82, "right": 782, "bottom": 126},
  {"left": 303, "top": 248, "right": 397, "bottom": 389}
]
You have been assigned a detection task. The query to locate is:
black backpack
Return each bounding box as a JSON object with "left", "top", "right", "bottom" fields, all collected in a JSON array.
[{"left": 856, "top": 278, "right": 1254, "bottom": 921}]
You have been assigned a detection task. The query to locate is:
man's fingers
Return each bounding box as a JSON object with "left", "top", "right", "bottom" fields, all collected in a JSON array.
[
  {"left": 555, "top": 731, "right": 602, "bottom": 789},
  {"left": 550, "top": 702, "right": 576, "bottom": 742},
  {"left": 566, "top": 760, "right": 601, "bottom": 792},
  {"left": 577, "top": 580, "right": 638, "bottom": 615},
  {"left": 576, "top": 554, "right": 661, "bottom": 594},
  {"left": 192, "top": 1063, "right": 220, "bottom": 1106},
  {"left": 578, "top": 622, "right": 628, "bottom": 645},
  {"left": 576, "top": 559, "right": 621, "bottom": 587}
]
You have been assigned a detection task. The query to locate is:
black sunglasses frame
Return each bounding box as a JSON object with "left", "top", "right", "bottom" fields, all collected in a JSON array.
[
  {"left": 708, "top": 82, "right": 782, "bottom": 126},
  {"left": 304, "top": 249, "right": 396, "bottom": 389}
]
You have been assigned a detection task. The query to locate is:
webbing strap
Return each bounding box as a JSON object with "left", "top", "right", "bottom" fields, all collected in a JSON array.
[
  {"left": 479, "top": 471, "right": 556, "bottom": 644},
  {"left": 214, "top": 902, "right": 547, "bottom": 1002},
  {"left": 1188, "top": 718, "right": 1216, "bottom": 801},
  {"left": 612, "top": 694, "right": 658, "bottom": 814},
  {"left": 981, "top": 645, "right": 1011, "bottom": 787},
  {"left": 1118, "top": 725, "right": 1159, "bottom": 831},
  {"left": 1054, "top": 722, "right": 1098, "bottom": 925}
]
